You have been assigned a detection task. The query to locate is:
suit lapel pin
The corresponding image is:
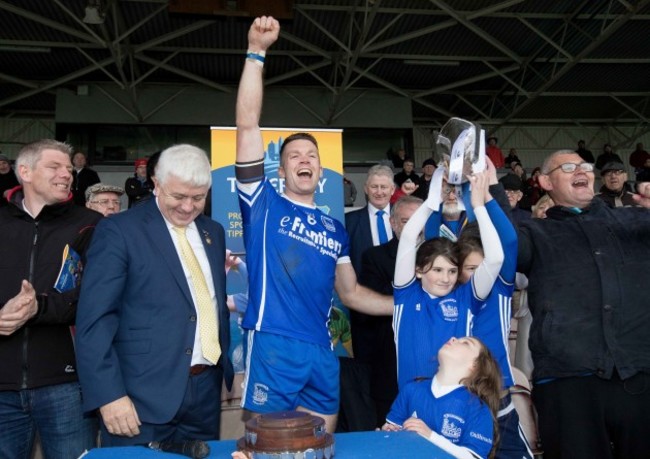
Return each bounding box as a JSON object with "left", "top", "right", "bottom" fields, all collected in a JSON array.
[{"left": 202, "top": 229, "right": 212, "bottom": 245}]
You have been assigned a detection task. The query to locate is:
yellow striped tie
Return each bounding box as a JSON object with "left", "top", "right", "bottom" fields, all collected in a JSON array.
[{"left": 173, "top": 226, "right": 221, "bottom": 365}]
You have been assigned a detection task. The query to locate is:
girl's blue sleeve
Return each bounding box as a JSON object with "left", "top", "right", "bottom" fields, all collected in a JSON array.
[{"left": 485, "top": 199, "right": 517, "bottom": 283}]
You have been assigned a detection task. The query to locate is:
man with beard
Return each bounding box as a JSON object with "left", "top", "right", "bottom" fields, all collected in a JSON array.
[
  {"left": 423, "top": 180, "right": 466, "bottom": 241},
  {"left": 424, "top": 164, "right": 511, "bottom": 240}
]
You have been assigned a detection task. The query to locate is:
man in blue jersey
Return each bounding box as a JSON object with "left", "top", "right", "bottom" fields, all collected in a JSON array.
[{"left": 235, "top": 16, "right": 392, "bottom": 433}]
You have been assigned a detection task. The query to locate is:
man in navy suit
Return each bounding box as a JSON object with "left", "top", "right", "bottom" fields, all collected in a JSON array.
[
  {"left": 344, "top": 164, "right": 394, "bottom": 362},
  {"left": 339, "top": 164, "right": 395, "bottom": 431},
  {"left": 76, "top": 144, "right": 233, "bottom": 446},
  {"left": 344, "top": 165, "right": 394, "bottom": 274}
]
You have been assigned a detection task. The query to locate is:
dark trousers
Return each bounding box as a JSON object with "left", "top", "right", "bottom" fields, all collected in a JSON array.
[
  {"left": 533, "top": 372, "right": 650, "bottom": 459},
  {"left": 336, "top": 358, "right": 376, "bottom": 432},
  {"left": 100, "top": 365, "right": 224, "bottom": 446}
]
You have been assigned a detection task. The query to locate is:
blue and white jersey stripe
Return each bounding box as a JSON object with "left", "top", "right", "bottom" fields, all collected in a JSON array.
[
  {"left": 237, "top": 178, "right": 349, "bottom": 347},
  {"left": 393, "top": 279, "right": 482, "bottom": 389}
]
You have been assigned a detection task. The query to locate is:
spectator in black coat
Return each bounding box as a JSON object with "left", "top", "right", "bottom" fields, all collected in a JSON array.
[
  {"left": 124, "top": 158, "right": 153, "bottom": 208},
  {"left": 71, "top": 151, "right": 100, "bottom": 206},
  {"left": 393, "top": 159, "right": 420, "bottom": 187},
  {"left": 594, "top": 143, "right": 623, "bottom": 171}
]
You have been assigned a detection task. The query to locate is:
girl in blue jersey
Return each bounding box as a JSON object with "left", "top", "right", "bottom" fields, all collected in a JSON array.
[
  {"left": 393, "top": 171, "right": 504, "bottom": 389},
  {"left": 458, "top": 227, "right": 535, "bottom": 459},
  {"left": 383, "top": 336, "right": 502, "bottom": 459}
]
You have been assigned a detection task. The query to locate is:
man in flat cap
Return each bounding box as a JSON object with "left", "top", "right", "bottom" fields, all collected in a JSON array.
[
  {"left": 86, "top": 183, "right": 124, "bottom": 216},
  {"left": 414, "top": 158, "right": 436, "bottom": 200},
  {"left": 595, "top": 162, "right": 639, "bottom": 208},
  {"left": 499, "top": 173, "right": 531, "bottom": 224}
]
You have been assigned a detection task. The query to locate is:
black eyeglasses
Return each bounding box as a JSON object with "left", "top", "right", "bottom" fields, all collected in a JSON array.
[{"left": 545, "top": 162, "right": 594, "bottom": 174}]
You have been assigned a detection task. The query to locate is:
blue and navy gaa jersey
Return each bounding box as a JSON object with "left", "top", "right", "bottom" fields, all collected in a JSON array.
[
  {"left": 393, "top": 280, "right": 481, "bottom": 389},
  {"left": 470, "top": 199, "right": 518, "bottom": 389},
  {"left": 238, "top": 178, "right": 349, "bottom": 347},
  {"left": 471, "top": 277, "right": 514, "bottom": 388},
  {"left": 387, "top": 379, "right": 493, "bottom": 459}
]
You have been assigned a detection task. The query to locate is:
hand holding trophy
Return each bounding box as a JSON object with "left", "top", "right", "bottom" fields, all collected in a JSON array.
[{"left": 426, "top": 118, "right": 486, "bottom": 216}]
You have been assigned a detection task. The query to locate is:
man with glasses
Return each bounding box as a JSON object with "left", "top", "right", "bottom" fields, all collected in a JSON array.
[
  {"left": 499, "top": 173, "right": 531, "bottom": 225},
  {"left": 85, "top": 183, "right": 124, "bottom": 216},
  {"left": 424, "top": 177, "right": 509, "bottom": 241},
  {"left": 423, "top": 180, "right": 465, "bottom": 241},
  {"left": 517, "top": 150, "right": 650, "bottom": 458},
  {"left": 76, "top": 144, "right": 233, "bottom": 447},
  {"left": 595, "top": 161, "right": 639, "bottom": 208}
]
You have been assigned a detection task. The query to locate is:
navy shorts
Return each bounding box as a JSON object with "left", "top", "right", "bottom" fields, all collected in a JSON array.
[{"left": 496, "top": 393, "right": 534, "bottom": 459}]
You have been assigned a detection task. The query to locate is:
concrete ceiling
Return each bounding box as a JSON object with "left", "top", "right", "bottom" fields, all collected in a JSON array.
[{"left": 1, "top": 0, "right": 650, "bottom": 132}]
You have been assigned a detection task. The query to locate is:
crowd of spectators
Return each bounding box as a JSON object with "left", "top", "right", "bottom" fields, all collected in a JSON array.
[{"left": 1, "top": 17, "right": 649, "bottom": 458}]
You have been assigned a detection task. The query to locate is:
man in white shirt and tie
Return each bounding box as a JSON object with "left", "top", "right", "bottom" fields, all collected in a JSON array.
[
  {"left": 342, "top": 164, "right": 395, "bottom": 430},
  {"left": 345, "top": 164, "right": 395, "bottom": 274},
  {"left": 76, "top": 144, "right": 234, "bottom": 447}
]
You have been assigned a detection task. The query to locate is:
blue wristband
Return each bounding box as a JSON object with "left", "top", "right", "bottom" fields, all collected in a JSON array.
[{"left": 246, "top": 52, "right": 265, "bottom": 66}]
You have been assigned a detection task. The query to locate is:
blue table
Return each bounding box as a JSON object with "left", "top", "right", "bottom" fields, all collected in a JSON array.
[{"left": 82, "top": 431, "right": 455, "bottom": 458}]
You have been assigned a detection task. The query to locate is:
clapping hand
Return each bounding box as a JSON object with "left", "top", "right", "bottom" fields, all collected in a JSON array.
[{"left": 0, "top": 280, "right": 37, "bottom": 336}]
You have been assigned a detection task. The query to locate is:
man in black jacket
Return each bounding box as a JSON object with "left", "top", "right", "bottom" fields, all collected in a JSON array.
[
  {"left": 595, "top": 161, "right": 639, "bottom": 208},
  {"left": 71, "top": 151, "right": 100, "bottom": 206},
  {"left": 0, "top": 139, "right": 101, "bottom": 458},
  {"left": 393, "top": 158, "right": 420, "bottom": 187},
  {"left": 518, "top": 150, "right": 650, "bottom": 459},
  {"left": 124, "top": 158, "right": 153, "bottom": 208}
]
